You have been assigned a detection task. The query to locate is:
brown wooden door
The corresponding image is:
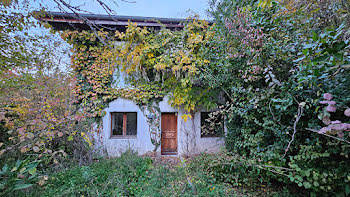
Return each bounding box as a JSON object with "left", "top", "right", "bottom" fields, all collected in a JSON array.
[{"left": 161, "top": 113, "right": 177, "bottom": 155}]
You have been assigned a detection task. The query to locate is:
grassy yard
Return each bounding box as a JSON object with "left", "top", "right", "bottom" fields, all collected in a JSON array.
[{"left": 19, "top": 151, "right": 293, "bottom": 197}]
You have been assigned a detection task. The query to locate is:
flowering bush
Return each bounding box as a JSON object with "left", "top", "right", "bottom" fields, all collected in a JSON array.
[{"left": 204, "top": 0, "right": 350, "bottom": 195}]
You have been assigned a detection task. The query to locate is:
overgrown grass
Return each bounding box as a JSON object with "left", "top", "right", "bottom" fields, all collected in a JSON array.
[{"left": 19, "top": 151, "right": 295, "bottom": 197}]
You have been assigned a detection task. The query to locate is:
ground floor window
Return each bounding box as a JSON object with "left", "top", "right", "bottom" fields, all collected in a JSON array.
[
  {"left": 111, "top": 112, "right": 137, "bottom": 137},
  {"left": 200, "top": 112, "right": 224, "bottom": 137}
]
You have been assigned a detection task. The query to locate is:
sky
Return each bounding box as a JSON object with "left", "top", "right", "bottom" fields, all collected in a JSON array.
[{"left": 41, "top": 0, "right": 211, "bottom": 19}]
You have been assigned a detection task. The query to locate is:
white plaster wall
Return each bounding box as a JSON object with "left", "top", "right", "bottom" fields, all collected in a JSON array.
[
  {"left": 95, "top": 98, "right": 156, "bottom": 156},
  {"left": 193, "top": 111, "right": 225, "bottom": 153},
  {"left": 178, "top": 110, "right": 225, "bottom": 156},
  {"left": 96, "top": 96, "right": 224, "bottom": 157}
]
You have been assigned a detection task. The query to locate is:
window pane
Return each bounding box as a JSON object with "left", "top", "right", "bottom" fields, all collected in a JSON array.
[
  {"left": 126, "top": 112, "right": 137, "bottom": 136},
  {"left": 112, "top": 113, "right": 123, "bottom": 136},
  {"left": 201, "top": 112, "right": 209, "bottom": 127},
  {"left": 201, "top": 112, "right": 223, "bottom": 137}
]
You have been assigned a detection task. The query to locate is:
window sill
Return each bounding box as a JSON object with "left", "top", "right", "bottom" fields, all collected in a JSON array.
[{"left": 109, "top": 136, "right": 137, "bottom": 139}]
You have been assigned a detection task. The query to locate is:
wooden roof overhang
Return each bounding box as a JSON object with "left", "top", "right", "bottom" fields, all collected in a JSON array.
[{"left": 38, "top": 11, "right": 202, "bottom": 32}]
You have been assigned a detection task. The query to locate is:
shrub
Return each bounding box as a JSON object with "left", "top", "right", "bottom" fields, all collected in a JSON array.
[
  {"left": 0, "top": 159, "right": 40, "bottom": 196},
  {"left": 205, "top": 0, "right": 350, "bottom": 196}
]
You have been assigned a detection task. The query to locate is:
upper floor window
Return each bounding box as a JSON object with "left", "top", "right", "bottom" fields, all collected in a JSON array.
[
  {"left": 200, "top": 112, "right": 224, "bottom": 138},
  {"left": 111, "top": 112, "right": 137, "bottom": 137}
]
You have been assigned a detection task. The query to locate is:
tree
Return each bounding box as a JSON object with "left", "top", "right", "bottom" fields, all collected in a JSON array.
[{"left": 0, "top": 0, "right": 124, "bottom": 175}]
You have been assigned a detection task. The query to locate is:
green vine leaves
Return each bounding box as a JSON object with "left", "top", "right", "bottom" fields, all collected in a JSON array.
[{"left": 61, "top": 18, "right": 218, "bottom": 126}]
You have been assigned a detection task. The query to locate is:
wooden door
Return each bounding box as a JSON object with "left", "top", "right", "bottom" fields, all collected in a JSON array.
[{"left": 161, "top": 113, "right": 177, "bottom": 155}]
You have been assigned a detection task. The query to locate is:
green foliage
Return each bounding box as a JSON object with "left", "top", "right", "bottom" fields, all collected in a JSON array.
[
  {"left": 29, "top": 150, "right": 153, "bottom": 196},
  {"left": 59, "top": 18, "right": 223, "bottom": 151},
  {"left": 296, "top": 24, "right": 350, "bottom": 89},
  {"left": 21, "top": 152, "right": 287, "bottom": 197},
  {"left": 204, "top": 0, "right": 350, "bottom": 196},
  {"left": 190, "top": 152, "right": 266, "bottom": 187},
  {"left": 0, "top": 159, "right": 40, "bottom": 196},
  {"left": 188, "top": 152, "right": 304, "bottom": 196},
  {"left": 2, "top": 0, "right": 348, "bottom": 196},
  {"left": 61, "top": 18, "right": 220, "bottom": 124}
]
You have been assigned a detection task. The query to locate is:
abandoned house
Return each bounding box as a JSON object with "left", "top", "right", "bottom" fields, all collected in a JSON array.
[{"left": 39, "top": 12, "right": 225, "bottom": 157}]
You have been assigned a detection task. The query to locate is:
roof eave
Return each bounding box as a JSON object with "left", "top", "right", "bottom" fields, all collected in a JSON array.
[{"left": 38, "top": 11, "right": 213, "bottom": 31}]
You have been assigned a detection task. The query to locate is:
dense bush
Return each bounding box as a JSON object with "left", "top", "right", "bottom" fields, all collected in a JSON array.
[
  {"left": 0, "top": 2, "right": 95, "bottom": 194},
  {"left": 201, "top": 0, "right": 350, "bottom": 196}
]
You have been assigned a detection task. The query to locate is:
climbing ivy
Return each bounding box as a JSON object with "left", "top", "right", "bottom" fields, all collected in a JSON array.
[{"left": 60, "top": 18, "right": 220, "bottom": 149}]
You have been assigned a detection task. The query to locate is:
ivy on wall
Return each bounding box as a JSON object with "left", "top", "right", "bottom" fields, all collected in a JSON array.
[{"left": 60, "top": 18, "right": 220, "bottom": 149}]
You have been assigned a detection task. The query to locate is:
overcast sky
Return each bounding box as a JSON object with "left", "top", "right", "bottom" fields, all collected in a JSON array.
[{"left": 39, "top": 0, "right": 211, "bottom": 19}]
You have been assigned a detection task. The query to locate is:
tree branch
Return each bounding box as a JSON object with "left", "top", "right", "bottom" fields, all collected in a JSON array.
[
  {"left": 283, "top": 102, "right": 304, "bottom": 158},
  {"left": 306, "top": 128, "right": 350, "bottom": 145}
]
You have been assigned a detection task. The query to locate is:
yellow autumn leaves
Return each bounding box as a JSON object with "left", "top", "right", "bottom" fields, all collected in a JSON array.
[
  {"left": 181, "top": 114, "right": 192, "bottom": 122},
  {"left": 61, "top": 17, "right": 216, "bottom": 130},
  {"left": 114, "top": 19, "right": 212, "bottom": 76}
]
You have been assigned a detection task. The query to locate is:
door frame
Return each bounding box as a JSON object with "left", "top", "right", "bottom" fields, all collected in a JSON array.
[{"left": 160, "top": 112, "right": 178, "bottom": 155}]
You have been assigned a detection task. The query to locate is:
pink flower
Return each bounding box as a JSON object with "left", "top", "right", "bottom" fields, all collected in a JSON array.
[
  {"left": 344, "top": 108, "right": 350, "bottom": 117},
  {"left": 318, "top": 127, "right": 330, "bottom": 134},
  {"left": 331, "top": 120, "right": 342, "bottom": 124},
  {"left": 323, "top": 93, "right": 333, "bottom": 100},
  {"left": 329, "top": 123, "right": 345, "bottom": 131},
  {"left": 344, "top": 123, "right": 350, "bottom": 130},
  {"left": 337, "top": 131, "right": 344, "bottom": 138},
  {"left": 320, "top": 101, "right": 336, "bottom": 105},
  {"left": 341, "top": 123, "right": 349, "bottom": 130},
  {"left": 17, "top": 127, "right": 25, "bottom": 135},
  {"left": 326, "top": 105, "right": 336, "bottom": 112}
]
